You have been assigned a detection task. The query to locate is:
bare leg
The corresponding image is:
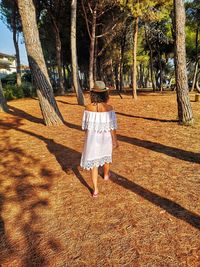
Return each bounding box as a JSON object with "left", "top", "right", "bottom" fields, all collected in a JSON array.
[
  {"left": 91, "top": 166, "right": 99, "bottom": 195},
  {"left": 103, "top": 163, "right": 110, "bottom": 180}
]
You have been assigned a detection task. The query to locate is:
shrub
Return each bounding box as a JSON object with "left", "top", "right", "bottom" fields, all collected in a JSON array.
[
  {"left": 3, "top": 84, "right": 24, "bottom": 100},
  {"left": 3, "top": 82, "right": 36, "bottom": 100},
  {"left": 1, "top": 73, "right": 17, "bottom": 85}
]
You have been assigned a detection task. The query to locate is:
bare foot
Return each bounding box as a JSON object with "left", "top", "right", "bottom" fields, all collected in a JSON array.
[
  {"left": 104, "top": 173, "right": 110, "bottom": 181},
  {"left": 92, "top": 189, "right": 99, "bottom": 197}
]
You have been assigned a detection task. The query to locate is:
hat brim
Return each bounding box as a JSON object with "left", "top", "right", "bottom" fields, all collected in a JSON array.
[{"left": 91, "top": 87, "right": 109, "bottom": 92}]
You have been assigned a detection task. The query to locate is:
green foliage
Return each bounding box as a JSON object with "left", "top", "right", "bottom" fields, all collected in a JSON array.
[
  {"left": 119, "top": 0, "right": 172, "bottom": 21},
  {"left": 1, "top": 73, "right": 17, "bottom": 85},
  {"left": 3, "top": 84, "right": 24, "bottom": 100},
  {"left": 3, "top": 83, "right": 35, "bottom": 100},
  {"left": 0, "top": 0, "right": 22, "bottom": 32},
  {"left": 185, "top": 26, "right": 197, "bottom": 61}
]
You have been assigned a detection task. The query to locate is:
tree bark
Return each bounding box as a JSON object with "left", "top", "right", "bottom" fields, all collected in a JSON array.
[
  {"left": 13, "top": 3, "right": 21, "bottom": 86},
  {"left": 93, "top": 37, "right": 98, "bottom": 82},
  {"left": 71, "top": 0, "right": 85, "bottom": 106},
  {"left": 174, "top": 0, "right": 193, "bottom": 125},
  {"left": 89, "top": 3, "right": 97, "bottom": 90},
  {"left": 145, "top": 25, "right": 156, "bottom": 91},
  {"left": 158, "top": 49, "right": 163, "bottom": 91},
  {"left": 51, "top": 16, "right": 65, "bottom": 95},
  {"left": 0, "top": 79, "right": 8, "bottom": 112},
  {"left": 132, "top": 17, "right": 138, "bottom": 99},
  {"left": 149, "top": 43, "right": 156, "bottom": 91},
  {"left": 191, "top": 29, "right": 199, "bottom": 91},
  {"left": 115, "top": 63, "right": 120, "bottom": 92},
  {"left": 196, "top": 71, "right": 200, "bottom": 93},
  {"left": 18, "top": 0, "right": 64, "bottom": 126},
  {"left": 119, "top": 29, "right": 126, "bottom": 92},
  {"left": 110, "top": 59, "right": 116, "bottom": 88}
]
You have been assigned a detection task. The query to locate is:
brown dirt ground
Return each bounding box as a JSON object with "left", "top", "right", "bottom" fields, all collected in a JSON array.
[{"left": 0, "top": 91, "right": 200, "bottom": 267}]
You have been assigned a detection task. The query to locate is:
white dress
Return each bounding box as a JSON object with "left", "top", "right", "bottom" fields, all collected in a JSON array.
[{"left": 80, "top": 110, "right": 117, "bottom": 170}]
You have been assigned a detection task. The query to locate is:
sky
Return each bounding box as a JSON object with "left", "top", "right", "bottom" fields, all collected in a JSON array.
[{"left": 0, "top": 19, "right": 28, "bottom": 65}]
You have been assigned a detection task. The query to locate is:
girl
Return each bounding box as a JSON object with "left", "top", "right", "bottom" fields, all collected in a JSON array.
[{"left": 80, "top": 81, "right": 118, "bottom": 197}]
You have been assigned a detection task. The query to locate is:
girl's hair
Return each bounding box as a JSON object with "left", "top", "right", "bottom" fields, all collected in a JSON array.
[{"left": 90, "top": 91, "right": 109, "bottom": 103}]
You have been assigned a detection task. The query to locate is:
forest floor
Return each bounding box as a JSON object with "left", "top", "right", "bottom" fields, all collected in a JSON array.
[{"left": 0, "top": 91, "right": 200, "bottom": 267}]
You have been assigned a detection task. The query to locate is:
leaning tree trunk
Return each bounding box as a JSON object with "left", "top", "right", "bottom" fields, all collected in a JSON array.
[
  {"left": 191, "top": 29, "right": 199, "bottom": 91},
  {"left": 0, "top": 79, "right": 8, "bottom": 112},
  {"left": 132, "top": 17, "right": 138, "bottom": 99},
  {"left": 13, "top": 3, "right": 21, "bottom": 86},
  {"left": 174, "top": 0, "right": 193, "bottom": 125},
  {"left": 71, "top": 0, "right": 85, "bottom": 106},
  {"left": 89, "top": 4, "right": 97, "bottom": 90},
  {"left": 18, "top": 0, "right": 63, "bottom": 126}
]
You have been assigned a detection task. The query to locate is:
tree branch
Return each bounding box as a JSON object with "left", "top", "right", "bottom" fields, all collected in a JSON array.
[{"left": 81, "top": 0, "right": 92, "bottom": 40}]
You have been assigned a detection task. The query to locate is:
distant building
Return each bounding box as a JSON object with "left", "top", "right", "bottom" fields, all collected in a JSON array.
[
  {"left": 21, "top": 64, "right": 30, "bottom": 74},
  {"left": 0, "top": 52, "right": 16, "bottom": 78}
]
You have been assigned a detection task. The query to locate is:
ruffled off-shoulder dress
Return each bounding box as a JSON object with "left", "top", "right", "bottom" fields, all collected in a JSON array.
[{"left": 80, "top": 110, "right": 117, "bottom": 170}]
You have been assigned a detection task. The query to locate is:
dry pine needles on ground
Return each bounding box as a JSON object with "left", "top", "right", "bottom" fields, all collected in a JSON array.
[{"left": 0, "top": 92, "right": 200, "bottom": 267}]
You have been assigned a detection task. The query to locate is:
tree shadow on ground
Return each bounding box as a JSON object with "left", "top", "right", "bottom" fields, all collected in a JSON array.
[
  {"left": 116, "top": 111, "right": 178, "bottom": 123},
  {"left": 0, "top": 194, "right": 14, "bottom": 264},
  {"left": 110, "top": 172, "right": 200, "bottom": 230},
  {"left": 118, "top": 135, "right": 200, "bottom": 164},
  {"left": 3, "top": 105, "right": 199, "bottom": 165},
  {"left": 8, "top": 105, "right": 44, "bottom": 125},
  {"left": 56, "top": 100, "right": 79, "bottom": 106},
  {"left": 0, "top": 127, "right": 63, "bottom": 266},
  {"left": 61, "top": 120, "right": 200, "bottom": 164},
  {"left": 2, "top": 108, "right": 199, "bottom": 230},
  {"left": 0, "top": 119, "right": 92, "bottom": 195}
]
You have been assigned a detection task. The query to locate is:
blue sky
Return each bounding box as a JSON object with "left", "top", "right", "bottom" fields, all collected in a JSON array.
[{"left": 0, "top": 19, "right": 28, "bottom": 65}]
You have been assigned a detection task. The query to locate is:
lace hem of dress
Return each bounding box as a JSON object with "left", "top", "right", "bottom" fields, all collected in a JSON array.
[
  {"left": 80, "top": 156, "right": 112, "bottom": 170},
  {"left": 82, "top": 121, "right": 117, "bottom": 132}
]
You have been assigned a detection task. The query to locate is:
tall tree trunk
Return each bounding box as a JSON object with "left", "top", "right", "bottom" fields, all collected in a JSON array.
[
  {"left": 115, "top": 63, "right": 120, "bottom": 91},
  {"left": 18, "top": 0, "right": 63, "bottom": 126},
  {"left": 191, "top": 29, "right": 199, "bottom": 91},
  {"left": 71, "top": 0, "right": 85, "bottom": 106},
  {"left": 132, "top": 17, "right": 138, "bottom": 99},
  {"left": 0, "top": 79, "right": 8, "bottom": 112},
  {"left": 119, "top": 29, "right": 126, "bottom": 92},
  {"left": 196, "top": 71, "right": 200, "bottom": 93},
  {"left": 145, "top": 25, "right": 156, "bottom": 91},
  {"left": 149, "top": 46, "right": 156, "bottom": 91},
  {"left": 13, "top": 3, "right": 21, "bottom": 86},
  {"left": 62, "top": 63, "right": 67, "bottom": 90},
  {"left": 174, "top": 0, "right": 193, "bottom": 125},
  {"left": 93, "top": 37, "right": 98, "bottom": 82},
  {"left": 158, "top": 49, "right": 163, "bottom": 91},
  {"left": 51, "top": 17, "right": 65, "bottom": 95},
  {"left": 139, "top": 64, "right": 145, "bottom": 88},
  {"left": 89, "top": 3, "right": 97, "bottom": 90},
  {"left": 110, "top": 59, "right": 116, "bottom": 88}
]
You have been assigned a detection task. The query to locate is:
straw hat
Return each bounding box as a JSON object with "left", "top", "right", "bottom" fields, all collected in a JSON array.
[{"left": 91, "top": 81, "right": 109, "bottom": 92}]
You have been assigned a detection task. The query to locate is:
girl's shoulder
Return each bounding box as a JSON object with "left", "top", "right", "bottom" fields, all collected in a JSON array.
[
  {"left": 85, "top": 104, "right": 97, "bottom": 112},
  {"left": 106, "top": 104, "right": 114, "bottom": 111},
  {"left": 85, "top": 103, "right": 114, "bottom": 112}
]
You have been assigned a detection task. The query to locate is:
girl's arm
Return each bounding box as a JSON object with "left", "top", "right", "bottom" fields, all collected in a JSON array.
[{"left": 111, "top": 129, "right": 119, "bottom": 149}]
